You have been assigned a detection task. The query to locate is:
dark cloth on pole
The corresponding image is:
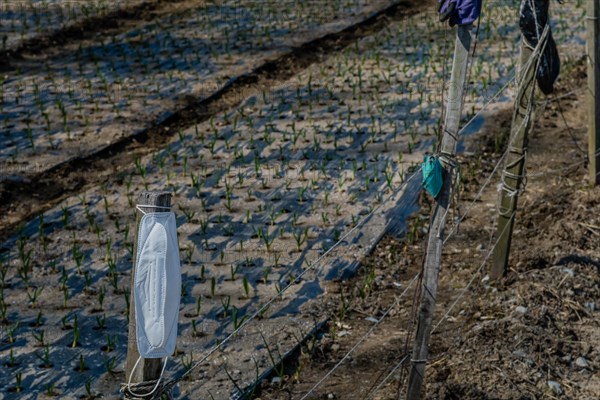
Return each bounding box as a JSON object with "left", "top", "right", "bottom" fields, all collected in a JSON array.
[{"left": 520, "top": 0, "right": 560, "bottom": 95}]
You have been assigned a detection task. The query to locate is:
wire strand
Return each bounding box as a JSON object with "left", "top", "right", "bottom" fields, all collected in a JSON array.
[
  {"left": 365, "top": 354, "right": 410, "bottom": 400},
  {"left": 432, "top": 211, "right": 516, "bottom": 335},
  {"left": 299, "top": 274, "right": 420, "bottom": 400},
  {"left": 365, "top": 211, "right": 515, "bottom": 400},
  {"left": 162, "top": 167, "right": 424, "bottom": 390}
]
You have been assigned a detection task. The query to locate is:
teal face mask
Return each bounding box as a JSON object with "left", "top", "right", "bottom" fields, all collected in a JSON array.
[{"left": 422, "top": 155, "right": 443, "bottom": 198}]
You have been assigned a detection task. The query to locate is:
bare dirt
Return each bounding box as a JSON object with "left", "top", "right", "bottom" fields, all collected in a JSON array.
[
  {"left": 0, "top": 0, "right": 193, "bottom": 69},
  {"left": 252, "top": 62, "right": 600, "bottom": 399}
]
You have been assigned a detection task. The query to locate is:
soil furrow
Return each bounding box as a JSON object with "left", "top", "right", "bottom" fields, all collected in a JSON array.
[
  {"left": 0, "top": 0, "right": 198, "bottom": 70},
  {"left": 0, "top": 0, "right": 422, "bottom": 246}
]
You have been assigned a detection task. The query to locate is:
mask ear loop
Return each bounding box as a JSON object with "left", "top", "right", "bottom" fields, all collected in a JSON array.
[
  {"left": 136, "top": 205, "right": 171, "bottom": 215},
  {"left": 126, "top": 355, "right": 169, "bottom": 398}
]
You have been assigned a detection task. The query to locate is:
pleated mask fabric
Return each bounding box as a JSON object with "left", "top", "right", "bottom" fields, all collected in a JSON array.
[{"left": 134, "top": 212, "right": 181, "bottom": 359}]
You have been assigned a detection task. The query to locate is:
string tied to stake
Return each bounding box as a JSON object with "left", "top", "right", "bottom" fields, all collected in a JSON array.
[{"left": 120, "top": 374, "right": 173, "bottom": 400}]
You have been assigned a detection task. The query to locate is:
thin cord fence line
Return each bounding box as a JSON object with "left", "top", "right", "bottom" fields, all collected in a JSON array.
[
  {"left": 418, "top": 65, "right": 517, "bottom": 235},
  {"left": 448, "top": 100, "right": 583, "bottom": 248},
  {"left": 364, "top": 6, "right": 580, "bottom": 399},
  {"left": 245, "top": 53, "right": 541, "bottom": 400},
  {"left": 360, "top": 17, "right": 517, "bottom": 399},
  {"left": 365, "top": 354, "right": 410, "bottom": 400},
  {"left": 444, "top": 88, "right": 541, "bottom": 245},
  {"left": 163, "top": 166, "right": 425, "bottom": 391},
  {"left": 363, "top": 258, "right": 423, "bottom": 399},
  {"left": 441, "top": 21, "right": 550, "bottom": 242},
  {"left": 432, "top": 210, "right": 516, "bottom": 335},
  {"left": 455, "top": 0, "right": 555, "bottom": 141},
  {"left": 299, "top": 273, "right": 420, "bottom": 400},
  {"left": 434, "top": 70, "right": 519, "bottom": 240},
  {"left": 151, "top": 32, "right": 573, "bottom": 400},
  {"left": 365, "top": 211, "right": 516, "bottom": 400},
  {"left": 546, "top": 86, "right": 586, "bottom": 103},
  {"left": 526, "top": 155, "right": 590, "bottom": 179},
  {"left": 458, "top": 69, "right": 516, "bottom": 137},
  {"left": 362, "top": 48, "right": 512, "bottom": 400},
  {"left": 139, "top": 66, "right": 545, "bottom": 391},
  {"left": 360, "top": 17, "right": 528, "bottom": 400},
  {"left": 449, "top": 0, "right": 567, "bottom": 143},
  {"left": 158, "top": 7, "right": 579, "bottom": 395},
  {"left": 446, "top": 14, "right": 481, "bottom": 155},
  {"left": 199, "top": 316, "right": 327, "bottom": 400},
  {"left": 443, "top": 91, "right": 527, "bottom": 245},
  {"left": 364, "top": 19, "right": 553, "bottom": 400},
  {"left": 444, "top": 24, "right": 557, "bottom": 244}
]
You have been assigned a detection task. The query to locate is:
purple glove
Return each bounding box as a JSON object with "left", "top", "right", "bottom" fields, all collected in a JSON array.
[{"left": 438, "top": 0, "right": 482, "bottom": 26}]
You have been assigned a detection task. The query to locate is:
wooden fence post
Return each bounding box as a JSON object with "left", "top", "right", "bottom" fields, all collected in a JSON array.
[
  {"left": 405, "top": 24, "right": 472, "bottom": 400},
  {"left": 490, "top": 39, "right": 537, "bottom": 280},
  {"left": 588, "top": 0, "right": 600, "bottom": 186},
  {"left": 124, "top": 191, "right": 172, "bottom": 394}
]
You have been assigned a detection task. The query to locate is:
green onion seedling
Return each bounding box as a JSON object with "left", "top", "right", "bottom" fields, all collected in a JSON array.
[
  {"left": 31, "top": 311, "right": 43, "bottom": 327},
  {"left": 181, "top": 352, "right": 194, "bottom": 379},
  {"left": 242, "top": 276, "right": 250, "bottom": 298},
  {"left": 230, "top": 264, "right": 238, "bottom": 281},
  {"left": 260, "top": 331, "right": 284, "bottom": 385},
  {"left": 32, "top": 329, "right": 45, "bottom": 347},
  {"left": 232, "top": 307, "right": 247, "bottom": 330},
  {"left": 210, "top": 277, "right": 216, "bottom": 298},
  {"left": 221, "top": 296, "right": 231, "bottom": 318},
  {"left": 13, "top": 372, "right": 22, "bottom": 393},
  {"left": 181, "top": 282, "right": 188, "bottom": 298},
  {"left": 194, "top": 295, "right": 202, "bottom": 317},
  {"left": 104, "top": 356, "right": 117, "bottom": 373},
  {"left": 61, "top": 205, "right": 70, "bottom": 228},
  {"left": 5, "top": 349, "right": 17, "bottom": 367},
  {"left": 36, "top": 345, "right": 52, "bottom": 368},
  {"left": 103, "top": 334, "right": 117, "bottom": 353},
  {"left": 95, "top": 314, "right": 106, "bottom": 330},
  {"left": 123, "top": 288, "right": 131, "bottom": 321},
  {"left": 71, "top": 324, "right": 80, "bottom": 348},
  {"left": 4, "top": 319, "right": 19, "bottom": 344},
  {"left": 27, "top": 286, "right": 43, "bottom": 308},
  {"left": 75, "top": 354, "right": 87, "bottom": 372},
  {"left": 97, "top": 286, "right": 106, "bottom": 311}
]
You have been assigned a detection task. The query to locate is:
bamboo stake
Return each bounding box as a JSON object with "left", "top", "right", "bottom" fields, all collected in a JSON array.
[
  {"left": 405, "top": 24, "right": 472, "bottom": 400},
  {"left": 491, "top": 38, "right": 538, "bottom": 279}
]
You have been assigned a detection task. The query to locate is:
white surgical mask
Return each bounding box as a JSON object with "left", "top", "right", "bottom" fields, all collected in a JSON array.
[
  {"left": 128, "top": 209, "right": 181, "bottom": 396},
  {"left": 135, "top": 210, "right": 181, "bottom": 357}
]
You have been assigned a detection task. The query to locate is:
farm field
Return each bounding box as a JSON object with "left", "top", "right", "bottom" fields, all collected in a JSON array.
[
  {"left": 0, "top": 0, "right": 405, "bottom": 233},
  {"left": 1, "top": 0, "right": 398, "bottom": 171},
  {"left": 0, "top": 0, "right": 596, "bottom": 399},
  {"left": 256, "top": 61, "right": 600, "bottom": 399}
]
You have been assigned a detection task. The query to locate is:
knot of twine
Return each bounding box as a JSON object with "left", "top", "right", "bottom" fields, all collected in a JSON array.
[{"left": 119, "top": 381, "right": 173, "bottom": 400}]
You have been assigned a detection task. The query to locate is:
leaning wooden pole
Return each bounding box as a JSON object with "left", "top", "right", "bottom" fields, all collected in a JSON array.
[
  {"left": 588, "top": 0, "right": 600, "bottom": 186},
  {"left": 405, "top": 24, "right": 472, "bottom": 400},
  {"left": 490, "top": 38, "right": 538, "bottom": 279},
  {"left": 124, "top": 191, "right": 172, "bottom": 394}
]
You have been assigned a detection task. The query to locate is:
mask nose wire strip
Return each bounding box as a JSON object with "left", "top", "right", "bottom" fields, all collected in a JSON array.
[
  {"left": 136, "top": 205, "right": 172, "bottom": 215},
  {"left": 126, "top": 355, "right": 168, "bottom": 398}
]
